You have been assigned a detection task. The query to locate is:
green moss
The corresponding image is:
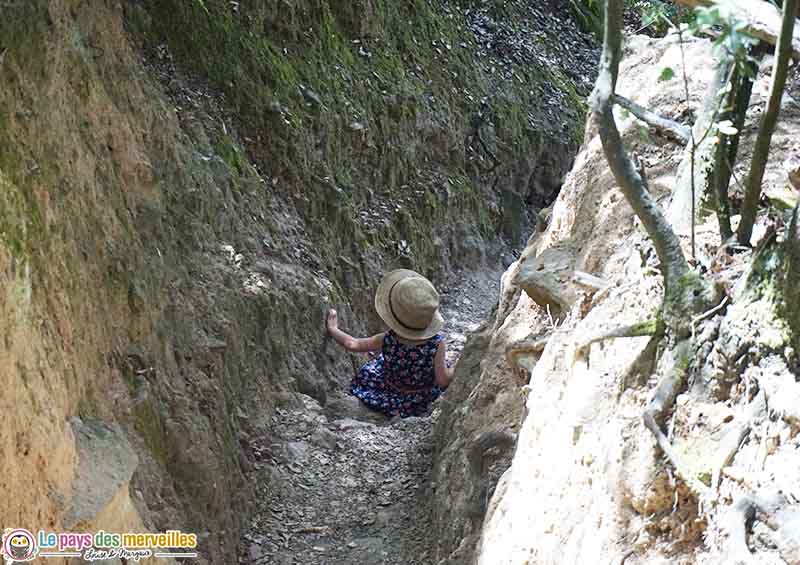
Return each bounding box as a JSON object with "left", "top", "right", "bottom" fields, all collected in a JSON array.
[
  {"left": 0, "top": 2, "right": 51, "bottom": 83},
  {"left": 675, "top": 351, "right": 691, "bottom": 372},
  {"left": 127, "top": 0, "right": 583, "bottom": 286},
  {"left": 133, "top": 395, "right": 169, "bottom": 467},
  {"left": 214, "top": 134, "right": 247, "bottom": 176},
  {"left": 0, "top": 170, "right": 31, "bottom": 261},
  {"left": 629, "top": 318, "right": 664, "bottom": 337},
  {"left": 77, "top": 395, "right": 100, "bottom": 419},
  {"left": 744, "top": 240, "right": 784, "bottom": 302},
  {"left": 568, "top": 0, "right": 604, "bottom": 37}
]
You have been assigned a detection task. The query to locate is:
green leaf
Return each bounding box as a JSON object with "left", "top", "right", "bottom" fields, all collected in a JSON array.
[
  {"left": 658, "top": 67, "right": 675, "bottom": 82},
  {"left": 637, "top": 123, "right": 652, "bottom": 143},
  {"left": 717, "top": 119, "right": 738, "bottom": 136}
]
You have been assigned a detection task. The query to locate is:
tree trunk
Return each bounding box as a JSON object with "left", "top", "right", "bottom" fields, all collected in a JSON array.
[
  {"left": 737, "top": 0, "right": 798, "bottom": 245},
  {"left": 712, "top": 59, "right": 758, "bottom": 241},
  {"left": 784, "top": 201, "right": 800, "bottom": 332},
  {"left": 589, "top": 0, "right": 690, "bottom": 296},
  {"left": 667, "top": 56, "right": 733, "bottom": 237}
]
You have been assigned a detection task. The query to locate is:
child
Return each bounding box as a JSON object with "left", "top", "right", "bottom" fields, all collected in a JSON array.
[{"left": 326, "top": 269, "right": 455, "bottom": 418}]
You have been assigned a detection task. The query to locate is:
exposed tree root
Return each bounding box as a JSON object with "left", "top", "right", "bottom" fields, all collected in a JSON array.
[
  {"left": 710, "top": 390, "right": 766, "bottom": 491},
  {"left": 723, "top": 490, "right": 787, "bottom": 564},
  {"left": 619, "top": 331, "right": 663, "bottom": 394},
  {"left": 574, "top": 318, "right": 664, "bottom": 363},
  {"left": 668, "top": 55, "right": 734, "bottom": 241},
  {"left": 612, "top": 94, "right": 691, "bottom": 144},
  {"left": 643, "top": 342, "right": 710, "bottom": 497},
  {"left": 571, "top": 270, "right": 610, "bottom": 292}
]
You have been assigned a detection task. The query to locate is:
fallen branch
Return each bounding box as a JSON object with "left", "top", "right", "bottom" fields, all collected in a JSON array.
[
  {"left": 691, "top": 294, "right": 729, "bottom": 338},
  {"left": 613, "top": 94, "right": 691, "bottom": 143},
  {"left": 674, "top": 0, "right": 800, "bottom": 61}
]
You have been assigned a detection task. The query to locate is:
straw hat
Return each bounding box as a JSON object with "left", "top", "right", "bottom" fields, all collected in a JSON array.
[{"left": 374, "top": 269, "right": 444, "bottom": 340}]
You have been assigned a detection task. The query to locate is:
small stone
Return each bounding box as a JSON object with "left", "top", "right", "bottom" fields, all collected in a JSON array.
[
  {"left": 285, "top": 441, "right": 309, "bottom": 462},
  {"left": 300, "top": 86, "right": 323, "bottom": 106},
  {"left": 248, "top": 544, "right": 264, "bottom": 561}
]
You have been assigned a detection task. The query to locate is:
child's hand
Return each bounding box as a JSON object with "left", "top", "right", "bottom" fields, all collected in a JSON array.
[{"left": 326, "top": 309, "right": 339, "bottom": 333}]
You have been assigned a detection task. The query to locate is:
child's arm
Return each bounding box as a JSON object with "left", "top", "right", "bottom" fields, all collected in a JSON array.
[
  {"left": 326, "top": 309, "right": 385, "bottom": 353},
  {"left": 434, "top": 340, "right": 454, "bottom": 388}
]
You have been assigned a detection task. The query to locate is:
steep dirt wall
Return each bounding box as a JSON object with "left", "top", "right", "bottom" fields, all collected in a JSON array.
[
  {"left": 432, "top": 33, "right": 800, "bottom": 564},
  {"left": 0, "top": 0, "right": 593, "bottom": 562}
]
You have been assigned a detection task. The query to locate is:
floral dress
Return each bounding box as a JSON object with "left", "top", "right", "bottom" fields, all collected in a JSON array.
[{"left": 351, "top": 331, "right": 445, "bottom": 417}]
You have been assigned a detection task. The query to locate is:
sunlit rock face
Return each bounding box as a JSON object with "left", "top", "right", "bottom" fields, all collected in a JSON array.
[{"left": 434, "top": 33, "right": 800, "bottom": 565}]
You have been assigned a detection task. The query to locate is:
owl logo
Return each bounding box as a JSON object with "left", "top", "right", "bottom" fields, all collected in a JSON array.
[{"left": 1, "top": 529, "right": 36, "bottom": 562}]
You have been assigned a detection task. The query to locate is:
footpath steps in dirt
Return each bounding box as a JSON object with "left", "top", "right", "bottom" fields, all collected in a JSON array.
[
  {"left": 238, "top": 269, "right": 502, "bottom": 565},
  {"left": 240, "top": 395, "right": 436, "bottom": 565}
]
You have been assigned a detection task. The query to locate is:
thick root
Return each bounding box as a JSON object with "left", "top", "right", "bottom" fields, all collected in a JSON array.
[{"left": 642, "top": 341, "right": 710, "bottom": 497}]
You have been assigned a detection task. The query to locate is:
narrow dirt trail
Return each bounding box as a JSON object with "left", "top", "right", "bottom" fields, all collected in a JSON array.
[{"left": 239, "top": 268, "right": 503, "bottom": 565}]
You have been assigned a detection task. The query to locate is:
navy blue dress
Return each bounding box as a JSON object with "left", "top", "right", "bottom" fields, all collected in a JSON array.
[{"left": 351, "top": 331, "right": 445, "bottom": 417}]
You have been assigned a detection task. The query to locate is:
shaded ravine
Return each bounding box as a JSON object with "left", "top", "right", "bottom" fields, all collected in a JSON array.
[{"left": 238, "top": 268, "right": 503, "bottom": 564}]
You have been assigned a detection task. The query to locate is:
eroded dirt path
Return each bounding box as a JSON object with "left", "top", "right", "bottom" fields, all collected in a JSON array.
[{"left": 239, "top": 268, "right": 502, "bottom": 564}]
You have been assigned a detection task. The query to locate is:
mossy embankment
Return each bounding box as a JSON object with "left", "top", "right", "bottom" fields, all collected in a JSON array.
[{"left": 126, "top": 0, "right": 592, "bottom": 290}]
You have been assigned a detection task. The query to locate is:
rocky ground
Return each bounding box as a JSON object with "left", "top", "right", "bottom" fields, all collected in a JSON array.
[{"left": 238, "top": 268, "right": 502, "bottom": 565}]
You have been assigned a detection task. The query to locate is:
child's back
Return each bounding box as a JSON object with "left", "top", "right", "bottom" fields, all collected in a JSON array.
[{"left": 351, "top": 331, "right": 444, "bottom": 417}]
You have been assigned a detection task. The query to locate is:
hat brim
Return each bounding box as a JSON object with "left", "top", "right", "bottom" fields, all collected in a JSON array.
[{"left": 374, "top": 269, "right": 444, "bottom": 340}]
